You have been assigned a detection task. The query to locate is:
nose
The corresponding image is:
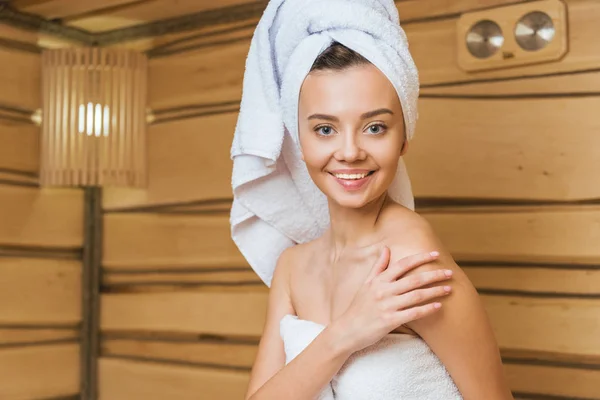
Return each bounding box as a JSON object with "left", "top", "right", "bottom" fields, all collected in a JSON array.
[{"left": 335, "top": 131, "right": 366, "bottom": 163}]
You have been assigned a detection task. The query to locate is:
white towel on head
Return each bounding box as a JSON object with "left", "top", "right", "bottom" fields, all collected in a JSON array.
[{"left": 230, "top": 0, "right": 420, "bottom": 286}]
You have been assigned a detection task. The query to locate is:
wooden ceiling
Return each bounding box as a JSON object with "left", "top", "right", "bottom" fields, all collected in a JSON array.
[{"left": 9, "top": 0, "right": 261, "bottom": 32}]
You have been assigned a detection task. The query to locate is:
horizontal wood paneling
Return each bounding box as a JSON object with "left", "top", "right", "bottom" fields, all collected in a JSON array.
[
  {"left": 99, "top": 357, "right": 249, "bottom": 400},
  {"left": 0, "top": 344, "right": 79, "bottom": 399},
  {"left": 102, "top": 338, "right": 257, "bottom": 369},
  {"left": 0, "top": 119, "right": 38, "bottom": 175},
  {"left": 148, "top": 42, "right": 247, "bottom": 110},
  {"left": 103, "top": 206, "right": 600, "bottom": 270},
  {"left": 406, "top": 97, "right": 600, "bottom": 201},
  {"left": 100, "top": 288, "right": 600, "bottom": 360},
  {"left": 0, "top": 258, "right": 80, "bottom": 325},
  {"left": 103, "top": 213, "right": 243, "bottom": 269},
  {"left": 0, "top": 185, "right": 84, "bottom": 249},
  {"left": 398, "top": 0, "right": 529, "bottom": 21},
  {"left": 0, "top": 47, "right": 40, "bottom": 110},
  {"left": 12, "top": 0, "right": 140, "bottom": 19},
  {"left": 409, "top": 0, "right": 600, "bottom": 86},
  {"left": 485, "top": 295, "right": 600, "bottom": 360},
  {"left": 463, "top": 266, "right": 600, "bottom": 296},
  {"left": 0, "top": 328, "right": 79, "bottom": 345},
  {"left": 106, "top": 95, "right": 600, "bottom": 211},
  {"left": 101, "top": 291, "right": 266, "bottom": 336},
  {"left": 66, "top": 0, "right": 258, "bottom": 32},
  {"left": 103, "top": 269, "right": 260, "bottom": 286},
  {"left": 423, "top": 205, "right": 600, "bottom": 265},
  {"left": 420, "top": 71, "right": 600, "bottom": 96},
  {"left": 102, "top": 113, "right": 236, "bottom": 212},
  {"left": 505, "top": 362, "right": 600, "bottom": 399}
]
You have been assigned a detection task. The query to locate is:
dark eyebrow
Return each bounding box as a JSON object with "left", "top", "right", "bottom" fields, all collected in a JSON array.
[{"left": 307, "top": 108, "right": 394, "bottom": 122}]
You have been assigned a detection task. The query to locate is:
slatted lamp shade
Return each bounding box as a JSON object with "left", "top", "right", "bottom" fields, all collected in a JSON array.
[{"left": 40, "top": 48, "right": 148, "bottom": 187}]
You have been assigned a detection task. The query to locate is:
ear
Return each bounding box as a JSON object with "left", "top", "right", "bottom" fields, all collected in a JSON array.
[{"left": 400, "top": 139, "right": 409, "bottom": 156}]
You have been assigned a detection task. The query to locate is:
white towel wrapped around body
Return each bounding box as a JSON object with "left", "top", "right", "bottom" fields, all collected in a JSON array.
[
  {"left": 230, "top": 0, "right": 420, "bottom": 287},
  {"left": 280, "top": 314, "right": 463, "bottom": 400}
]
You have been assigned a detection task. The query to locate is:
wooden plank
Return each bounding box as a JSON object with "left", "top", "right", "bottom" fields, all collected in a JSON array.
[
  {"left": 12, "top": 0, "right": 141, "bottom": 19},
  {"left": 0, "top": 344, "right": 79, "bottom": 399},
  {"left": 424, "top": 205, "right": 600, "bottom": 265},
  {"left": 104, "top": 206, "right": 600, "bottom": 270},
  {"left": 420, "top": 70, "right": 600, "bottom": 96},
  {"left": 405, "top": 97, "right": 600, "bottom": 201},
  {"left": 0, "top": 47, "right": 40, "bottom": 109},
  {"left": 102, "top": 113, "right": 236, "bottom": 211},
  {"left": 67, "top": 0, "right": 258, "bottom": 32},
  {"left": 111, "top": 96, "right": 600, "bottom": 210},
  {"left": 0, "top": 119, "right": 39, "bottom": 175},
  {"left": 103, "top": 269, "right": 260, "bottom": 286},
  {"left": 101, "top": 291, "right": 267, "bottom": 336},
  {"left": 0, "top": 258, "right": 80, "bottom": 325},
  {"left": 102, "top": 339, "right": 257, "bottom": 369},
  {"left": 101, "top": 288, "right": 599, "bottom": 362},
  {"left": 0, "top": 23, "right": 39, "bottom": 47},
  {"left": 398, "top": 0, "right": 530, "bottom": 22},
  {"left": 148, "top": 42, "right": 247, "bottom": 110},
  {"left": 463, "top": 266, "right": 600, "bottom": 296},
  {"left": 505, "top": 362, "right": 600, "bottom": 399},
  {"left": 99, "top": 357, "right": 249, "bottom": 400},
  {"left": 0, "top": 328, "right": 79, "bottom": 345},
  {"left": 407, "top": 0, "right": 600, "bottom": 86},
  {"left": 483, "top": 295, "right": 600, "bottom": 360},
  {"left": 0, "top": 185, "right": 84, "bottom": 249},
  {"left": 103, "top": 213, "right": 245, "bottom": 270}
]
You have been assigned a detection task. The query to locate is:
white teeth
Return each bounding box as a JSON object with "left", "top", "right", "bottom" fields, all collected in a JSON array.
[{"left": 333, "top": 172, "right": 369, "bottom": 180}]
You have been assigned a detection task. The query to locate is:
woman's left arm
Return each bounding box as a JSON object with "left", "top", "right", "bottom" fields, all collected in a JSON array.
[{"left": 390, "top": 218, "right": 514, "bottom": 400}]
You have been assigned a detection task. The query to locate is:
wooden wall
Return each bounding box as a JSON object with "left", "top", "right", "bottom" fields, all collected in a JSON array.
[
  {"left": 99, "top": 1, "right": 600, "bottom": 399},
  {"left": 0, "top": 28, "right": 83, "bottom": 399}
]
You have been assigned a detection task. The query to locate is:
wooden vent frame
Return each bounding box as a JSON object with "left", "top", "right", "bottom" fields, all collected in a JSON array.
[
  {"left": 456, "top": 0, "right": 568, "bottom": 73},
  {"left": 41, "top": 48, "right": 148, "bottom": 187}
]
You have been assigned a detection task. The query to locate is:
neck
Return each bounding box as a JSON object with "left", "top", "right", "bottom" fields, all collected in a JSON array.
[{"left": 326, "top": 192, "right": 389, "bottom": 257}]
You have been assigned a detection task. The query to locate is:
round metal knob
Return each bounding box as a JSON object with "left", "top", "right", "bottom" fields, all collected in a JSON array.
[
  {"left": 515, "top": 11, "right": 555, "bottom": 51},
  {"left": 466, "top": 20, "right": 504, "bottom": 59}
]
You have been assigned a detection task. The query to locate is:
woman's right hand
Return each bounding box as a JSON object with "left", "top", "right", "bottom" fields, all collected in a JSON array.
[{"left": 332, "top": 247, "right": 453, "bottom": 354}]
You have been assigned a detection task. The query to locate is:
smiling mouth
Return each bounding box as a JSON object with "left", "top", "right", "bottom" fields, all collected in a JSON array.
[{"left": 328, "top": 171, "right": 376, "bottom": 180}]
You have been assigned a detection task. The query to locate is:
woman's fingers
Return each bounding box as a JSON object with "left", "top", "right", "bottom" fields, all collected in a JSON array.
[
  {"left": 378, "top": 251, "right": 440, "bottom": 283},
  {"left": 386, "top": 268, "right": 453, "bottom": 297},
  {"left": 390, "top": 302, "right": 443, "bottom": 326},
  {"left": 384, "top": 285, "right": 451, "bottom": 312},
  {"left": 364, "top": 246, "right": 391, "bottom": 283}
]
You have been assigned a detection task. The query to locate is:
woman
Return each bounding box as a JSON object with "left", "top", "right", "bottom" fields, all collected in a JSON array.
[{"left": 230, "top": 1, "right": 513, "bottom": 399}]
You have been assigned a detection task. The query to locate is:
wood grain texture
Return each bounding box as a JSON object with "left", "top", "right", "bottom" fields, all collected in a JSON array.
[
  {"left": 65, "top": 0, "right": 259, "bottom": 32},
  {"left": 420, "top": 70, "right": 600, "bottom": 96},
  {"left": 408, "top": 0, "right": 600, "bottom": 86},
  {"left": 0, "top": 328, "right": 79, "bottom": 345},
  {"left": 0, "top": 258, "right": 81, "bottom": 325},
  {"left": 463, "top": 266, "right": 600, "bottom": 296},
  {"left": 0, "top": 47, "right": 40, "bottom": 110},
  {"left": 405, "top": 97, "right": 600, "bottom": 201},
  {"left": 103, "top": 213, "right": 244, "bottom": 270},
  {"left": 101, "top": 338, "right": 257, "bottom": 368},
  {"left": 100, "top": 287, "right": 599, "bottom": 362},
  {"left": 103, "top": 206, "right": 600, "bottom": 270},
  {"left": 11, "top": 0, "right": 142, "bottom": 19},
  {"left": 99, "top": 357, "right": 249, "bottom": 399},
  {"left": 101, "top": 291, "right": 267, "bottom": 336},
  {"left": 0, "top": 120, "right": 39, "bottom": 175},
  {"left": 0, "top": 344, "right": 79, "bottom": 399},
  {"left": 423, "top": 205, "right": 600, "bottom": 265},
  {"left": 148, "top": 42, "right": 247, "bottom": 110},
  {"left": 398, "top": 0, "right": 530, "bottom": 21},
  {"left": 103, "top": 269, "right": 260, "bottom": 286},
  {"left": 102, "top": 113, "right": 236, "bottom": 211},
  {"left": 505, "top": 362, "right": 600, "bottom": 399},
  {"left": 0, "top": 185, "right": 84, "bottom": 249}
]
